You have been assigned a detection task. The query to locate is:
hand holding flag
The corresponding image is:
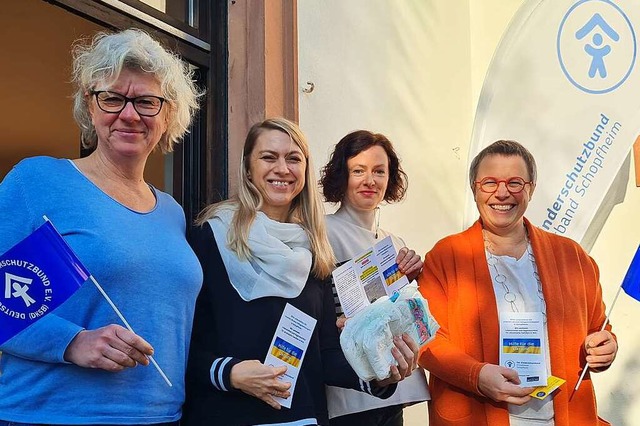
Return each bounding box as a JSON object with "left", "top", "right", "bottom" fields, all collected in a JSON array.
[
  {"left": 573, "top": 244, "right": 640, "bottom": 393},
  {"left": 0, "top": 217, "right": 172, "bottom": 386},
  {"left": 583, "top": 329, "right": 617, "bottom": 370},
  {"left": 64, "top": 324, "right": 155, "bottom": 371}
]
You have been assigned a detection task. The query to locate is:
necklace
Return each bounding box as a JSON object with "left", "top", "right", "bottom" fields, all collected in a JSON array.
[{"left": 483, "top": 229, "right": 547, "bottom": 323}]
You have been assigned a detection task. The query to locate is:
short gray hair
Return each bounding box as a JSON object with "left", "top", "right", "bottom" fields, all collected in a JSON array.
[{"left": 71, "top": 29, "right": 201, "bottom": 153}]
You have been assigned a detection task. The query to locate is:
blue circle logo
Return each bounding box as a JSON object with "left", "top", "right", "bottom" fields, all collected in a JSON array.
[{"left": 557, "top": 0, "right": 636, "bottom": 94}]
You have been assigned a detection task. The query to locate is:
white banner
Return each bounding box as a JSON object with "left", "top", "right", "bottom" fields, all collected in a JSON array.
[{"left": 466, "top": 0, "right": 640, "bottom": 249}]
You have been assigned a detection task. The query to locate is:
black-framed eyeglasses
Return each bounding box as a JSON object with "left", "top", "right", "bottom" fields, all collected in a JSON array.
[
  {"left": 91, "top": 91, "right": 166, "bottom": 117},
  {"left": 474, "top": 176, "right": 533, "bottom": 194}
]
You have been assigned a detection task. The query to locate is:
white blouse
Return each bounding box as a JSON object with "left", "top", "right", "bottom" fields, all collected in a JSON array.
[
  {"left": 325, "top": 204, "right": 430, "bottom": 418},
  {"left": 487, "top": 249, "right": 555, "bottom": 426}
]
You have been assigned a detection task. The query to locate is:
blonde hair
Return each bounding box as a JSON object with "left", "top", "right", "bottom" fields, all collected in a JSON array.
[
  {"left": 71, "top": 29, "right": 201, "bottom": 153},
  {"left": 197, "top": 118, "right": 335, "bottom": 278}
]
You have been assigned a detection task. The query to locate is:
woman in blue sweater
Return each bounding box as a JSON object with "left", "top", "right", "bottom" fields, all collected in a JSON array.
[
  {"left": 0, "top": 29, "right": 202, "bottom": 425},
  {"left": 183, "top": 118, "right": 419, "bottom": 426}
]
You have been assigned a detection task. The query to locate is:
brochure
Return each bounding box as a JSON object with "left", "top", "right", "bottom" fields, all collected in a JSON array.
[
  {"left": 264, "top": 303, "right": 317, "bottom": 408},
  {"left": 499, "top": 311, "right": 548, "bottom": 387},
  {"left": 332, "top": 236, "right": 409, "bottom": 318}
]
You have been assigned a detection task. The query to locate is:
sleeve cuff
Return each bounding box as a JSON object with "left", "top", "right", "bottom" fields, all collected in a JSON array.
[
  {"left": 1, "top": 315, "right": 84, "bottom": 364},
  {"left": 60, "top": 327, "right": 86, "bottom": 364},
  {"left": 361, "top": 379, "right": 397, "bottom": 399},
  {"left": 209, "top": 357, "right": 242, "bottom": 391}
]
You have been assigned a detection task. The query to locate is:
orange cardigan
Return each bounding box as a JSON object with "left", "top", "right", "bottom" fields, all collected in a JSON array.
[{"left": 418, "top": 219, "right": 612, "bottom": 426}]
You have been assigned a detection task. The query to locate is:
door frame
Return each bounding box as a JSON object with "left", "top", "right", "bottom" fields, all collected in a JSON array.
[{"left": 44, "top": 0, "right": 229, "bottom": 223}]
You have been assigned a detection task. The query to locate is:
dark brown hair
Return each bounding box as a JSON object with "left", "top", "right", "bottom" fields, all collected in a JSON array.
[{"left": 320, "top": 130, "right": 408, "bottom": 203}]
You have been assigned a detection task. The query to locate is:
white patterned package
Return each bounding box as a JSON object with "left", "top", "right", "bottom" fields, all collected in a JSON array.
[{"left": 339, "top": 284, "right": 439, "bottom": 381}]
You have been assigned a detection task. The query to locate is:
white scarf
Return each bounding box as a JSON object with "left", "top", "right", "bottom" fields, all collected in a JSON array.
[{"left": 208, "top": 207, "right": 313, "bottom": 301}]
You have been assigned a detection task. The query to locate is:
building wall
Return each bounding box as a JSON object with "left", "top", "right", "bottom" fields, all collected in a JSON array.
[
  {"left": 298, "top": 1, "right": 640, "bottom": 424},
  {"left": 299, "top": 0, "right": 473, "bottom": 256}
]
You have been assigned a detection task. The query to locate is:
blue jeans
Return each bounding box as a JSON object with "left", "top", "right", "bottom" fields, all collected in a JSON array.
[
  {"left": 0, "top": 423, "right": 42, "bottom": 426},
  {"left": 0, "top": 422, "right": 41, "bottom": 426}
]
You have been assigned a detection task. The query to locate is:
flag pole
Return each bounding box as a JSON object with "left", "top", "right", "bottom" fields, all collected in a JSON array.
[
  {"left": 41, "top": 216, "right": 172, "bottom": 387},
  {"left": 574, "top": 244, "right": 640, "bottom": 393},
  {"left": 573, "top": 285, "right": 622, "bottom": 392},
  {"left": 89, "top": 275, "right": 172, "bottom": 387}
]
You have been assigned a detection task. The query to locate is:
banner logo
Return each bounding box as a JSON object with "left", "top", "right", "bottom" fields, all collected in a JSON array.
[
  {"left": 5, "top": 273, "right": 35, "bottom": 307},
  {"left": 557, "top": 0, "right": 636, "bottom": 94},
  {"left": 0, "top": 260, "right": 52, "bottom": 320}
]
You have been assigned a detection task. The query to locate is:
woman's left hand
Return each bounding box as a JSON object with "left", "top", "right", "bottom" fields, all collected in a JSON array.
[
  {"left": 375, "top": 333, "right": 419, "bottom": 387},
  {"left": 584, "top": 330, "right": 617, "bottom": 370},
  {"left": 396, "top": 247, "right": 423, "bottom": 281}
]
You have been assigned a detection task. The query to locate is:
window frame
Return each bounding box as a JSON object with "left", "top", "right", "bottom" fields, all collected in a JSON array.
[{"left": 44, "top": 0, "right": 228, "bottom": 224}]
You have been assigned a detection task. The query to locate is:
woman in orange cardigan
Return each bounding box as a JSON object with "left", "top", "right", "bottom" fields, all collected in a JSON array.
[{"left": 418, "top": 140, "right": 617, "bottom": 426}]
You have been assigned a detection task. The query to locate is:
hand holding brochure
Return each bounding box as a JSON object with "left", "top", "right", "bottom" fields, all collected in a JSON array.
[
  {"left": 332, "top": 236, "right": 409, "bottom": 318},
  {"left": 264, "top": 303, "right": 317, "bottom": 408}
]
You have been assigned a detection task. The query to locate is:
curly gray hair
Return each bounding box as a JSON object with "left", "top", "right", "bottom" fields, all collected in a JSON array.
[{"left": 71, "top": 29, "right": 201, "bottom": 153}]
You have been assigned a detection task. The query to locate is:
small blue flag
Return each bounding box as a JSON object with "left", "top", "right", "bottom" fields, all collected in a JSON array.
[
  {"left": 621, "top": 245, "right": 640, "bottom": 302},
  {"left": 0, "top": 219, "right": 90, "bottom": 346}
]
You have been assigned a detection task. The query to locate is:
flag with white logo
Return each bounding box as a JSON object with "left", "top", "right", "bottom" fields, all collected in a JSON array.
[
  {"left": 465, "top": 0, "right": 640, "bottom": 250},
  {"left": 0, "top": 219, "right": 89, "bottom": 345}
]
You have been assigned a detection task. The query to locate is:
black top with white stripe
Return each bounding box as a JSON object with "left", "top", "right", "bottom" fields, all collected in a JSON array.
[{"left": 183, "top": 224, "right": 395, "bottom": 426}]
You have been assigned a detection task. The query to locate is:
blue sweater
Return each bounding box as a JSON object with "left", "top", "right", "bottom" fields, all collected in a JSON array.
[{"left": 0, "top": 157, "right": 202, "bottom": 424}]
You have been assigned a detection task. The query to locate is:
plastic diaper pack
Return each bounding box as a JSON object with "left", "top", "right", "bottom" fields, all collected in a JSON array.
[{"left": 339, "top": 284, "right": 439, "bottom": 381}]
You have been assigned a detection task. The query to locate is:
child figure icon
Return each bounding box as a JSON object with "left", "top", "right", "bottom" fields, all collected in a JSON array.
[{"left": 575, "top": 13, "right": 620, "bottom": 79}]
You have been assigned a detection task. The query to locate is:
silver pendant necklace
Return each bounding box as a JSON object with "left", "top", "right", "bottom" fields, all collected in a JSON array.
[{"left": 483, "top": 228, "right": 547, "bottom": 323}]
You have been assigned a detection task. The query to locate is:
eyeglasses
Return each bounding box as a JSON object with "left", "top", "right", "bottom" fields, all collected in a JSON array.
[
  {"left": 91, "top": 91, "right": 166, "bottom": 117},
  {"left": 474, "top": 176, "right": 533, "bottom": 194}
]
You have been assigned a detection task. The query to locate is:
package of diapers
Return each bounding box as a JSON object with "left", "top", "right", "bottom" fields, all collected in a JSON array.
[{"left": 339, "top": 284, "right": 439, "bottom": 381}]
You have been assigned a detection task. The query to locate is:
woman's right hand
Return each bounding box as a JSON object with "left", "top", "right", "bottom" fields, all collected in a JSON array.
[
  {"left": 64, "top": 324, "right": 154, "bottom": 371},
  {"left": 230, "top": 360, "right": 291, "bottom": 409},
  {"left": 376, "top": 333, "right": 419, "bottom": 387},
  {"left": 336, "top": 315, "right": 347, "bottom": 331},
  {"left": 478, "top": 364, "right": 534, "bottom": 405}
]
